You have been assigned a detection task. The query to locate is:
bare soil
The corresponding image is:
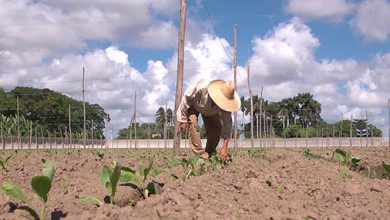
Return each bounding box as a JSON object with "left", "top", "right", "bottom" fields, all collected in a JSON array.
[{"left": 1, "top": 146, "right": 390, "bottom": 220}]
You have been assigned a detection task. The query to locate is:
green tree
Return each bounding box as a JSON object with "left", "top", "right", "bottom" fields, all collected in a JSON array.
[{"left": 0, "top": 86, "right": 109, "bottom": 139}]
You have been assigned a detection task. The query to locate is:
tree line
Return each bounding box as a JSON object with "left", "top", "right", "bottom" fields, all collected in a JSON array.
[
  {"left": 0, "top": 87, "right": 110, "bottom": 139},
  {"left": 240, "top": 92, "right": 382, "bottom": 138}
]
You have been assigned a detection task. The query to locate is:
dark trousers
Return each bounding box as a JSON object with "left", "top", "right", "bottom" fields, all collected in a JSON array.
[{"left": 188, "top": 107, "right": 222, "bottom": 154}]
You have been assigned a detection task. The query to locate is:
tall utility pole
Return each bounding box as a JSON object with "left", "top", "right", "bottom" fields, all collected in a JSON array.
[
  {"left": 164, "top": 100, "right": 168, "bottom": 148},
  {"left": 366, "top": 111, "right": 368, "bottom": 147},
  {"left": 173, "top": 0, "right": 187, "bottom": 151},
  {"left": 350, "top": 114, "right": 353, "bottom": 147},
  {"left": 82, "top": 67, "right": 86, "bottom": 148},
  {"left": 259, "top": 86, "right": 263, "bottom": 147},
  {"left": 16, "top": 96, "right": 20, "bottom": 149},
  {"left": 388, "top": 99, "right": 390, "bottom": 147},
  {"left": 247, "top": 62, "right": 254, "bottom": 148},
  {"left": 233, "top": 24, "right": 238, "bottom": 151},
  {"left": 68, "top": 105, "right": 72, "bottom": 148},
  {"left": 134, "top": 90, "right": 137, "bottom": 148}
]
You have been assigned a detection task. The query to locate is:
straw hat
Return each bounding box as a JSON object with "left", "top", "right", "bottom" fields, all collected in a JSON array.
[{"left": 207, "top": 80, "right": 241, "bottom": 112}]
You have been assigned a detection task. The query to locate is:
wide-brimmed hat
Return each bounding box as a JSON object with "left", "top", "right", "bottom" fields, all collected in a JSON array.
[{"left": 207, "top": 80, "right": 241, "bottom": 112}]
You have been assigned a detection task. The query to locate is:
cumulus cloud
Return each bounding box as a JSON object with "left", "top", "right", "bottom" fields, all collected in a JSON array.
[
  {"left": 285, "top": 0, "right": 355, "bottom": 22},
  {"left": 247, "top": 18, "right": 389, "bottom": 130},
  {"left": 350, "top": 0, "right": 390, "bottom": 41}
]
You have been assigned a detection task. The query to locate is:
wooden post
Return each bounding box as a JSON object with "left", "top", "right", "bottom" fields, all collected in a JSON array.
[
  {"left": 134, "top": 90, "right": 137, "bottom": 148},
  {"left": 173, "top": 0, "right": 187, "bottom": 152},
  {"left": 68, "top": 105, "right": 72, "bottom": 148},
  {"left": 233, "top": 24, "right": 238, "bottom": 151},
  {"left": 350, "top": 114, "right": 353, "bottom": 148},
  {"left": 29, "top": 121, "right": 32, "bottom": 149},
  {"left": 60, "top": 126, "right": 64, "bottom": 149},
  {"left": 388, "top": 99, "right": 390, "bottom": 147},
  {"left": 164, "top": 100, "right": 167, "bottom": 148},
  {"left": 41, "top": 126, "right": 45, "bottom": 149},
  {"left": 365, "top": 111, "right": 368, "bottom": 147},
  {"left": 35, "top": 126, "right": 38, "bottom": 149},
  {"left": 1, "top": 122, "right": 4, "bottom": 149},
  {"left": 17, "top": 96, "right": 21, "bottom": 149},
  {"left": 332, "top": 123, "right": 335, "bottom": 148},
  {"left": 82, "top": 67, "right": 86, "bottom": 148},
  {"left": 247, "top": 62, "right": 254, "bottom": 148},
  {"left": 263, "top": 110, "right": 267, "bottom": 147},
  {"left": 91, "top": 120, "right": 94, "bottom": 149},
  {"left": 339, "top": 113, "right": 343, "bottom": 147},
  {"left": 259, "top": 86, "right": 263, "bottom": 147}
]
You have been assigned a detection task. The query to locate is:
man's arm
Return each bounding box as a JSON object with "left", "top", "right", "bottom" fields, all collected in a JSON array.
[{"left": 176, "top": 84, "right": 198, "bottom": 129}]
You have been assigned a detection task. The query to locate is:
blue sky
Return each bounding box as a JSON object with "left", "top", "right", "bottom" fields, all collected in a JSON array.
[{"left": 1, "top": 0, "right": 390, "bottom": 137}]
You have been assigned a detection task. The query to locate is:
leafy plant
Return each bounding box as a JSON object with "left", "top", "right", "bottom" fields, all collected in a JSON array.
[
  {"left": 166, "top": 158, "right": 183, "bottom": 180},
  {"left": 276, "top": 186, "right": 284, "bottom": 194},
  {"left": 101, "top": 160, "right": 121, "bottom": 204},
  {"left": 60, "top": 180, "right": 69, "bottom": 194},
  {"left": 79, "top": 195, "right": 104, "bottom": 207},
  {"left": 0, "top": 154, "right": 12, "bottom": 172},
  {"left": 180, "top": 155, "right": 204, "bottom": 179},
  {"left": 120, "top": 157, "right": 163, "bottom": 198},
  {"left": 247, "top": 148, "right": 268, "bottom": 157},
  {"left": 0, "top": 161, "right": 56, "bottom": 220},
  {"left": 97, "top": 151, "right": 104, "bottom": 159},
  {"left": 333, "top": 148, "right": 349, "bottom": 165},
  {"left": 80, "top": 160, "right": 121, "bottom": 206},
  {"left": 382, "top": 162, "right": 390, "bottom": 178},
  {"left": 351, "top": 157, "right": 361, "bottom": 170},
  {"left": 209, "top": 154, "right": 232, "bottom": 170},
  {"left": 321, "top": 153, "right": 329, "bottom": 161},
  {"left": 339, "top": 169, "right": 351, "bottom": 179},
  {"left": 302, "top": 149, "right": 314, "bottom": 160}
]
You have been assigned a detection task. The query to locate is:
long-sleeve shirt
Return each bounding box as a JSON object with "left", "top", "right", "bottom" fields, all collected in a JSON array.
[{"left": 176, "top": 79, "right": 232, "bottom": 139}]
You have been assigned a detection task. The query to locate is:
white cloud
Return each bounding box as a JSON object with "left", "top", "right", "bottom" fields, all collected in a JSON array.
[
  {"left": 285, "top": 0, "right": 355, "bottom": 22},
  {"left": 105, "top": 46, "right": 128, "bottom": 65},
  {"left": 247, "top": 18, "right": 389, "bottom": 132},
  {"left": 350, "top": 0, "right": 390, "bottom": 41}
]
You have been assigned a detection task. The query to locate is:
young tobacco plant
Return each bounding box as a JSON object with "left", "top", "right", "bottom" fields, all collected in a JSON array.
[
  {"left": 0, "top": 161, "right": 56, "bottom": 220},
  {"left": 383, "top": 162, "right": 390, "bottom": 178},
  {"left": 351, "top": 156, "right": 361, "bottom": 170},
  {"left": 80, "top": 160, "right": 121, "bottom": 206},
  {"left": 120, "top": 157, "right": 163, "bottom": 198},
  {"left": 302, "top": 149, "right": 314, "bottom": 160},
  {"left": 333, "top": 148, "right": 349, "bottom": 165},
  {"left": 0, "top": 154, "right": 12, "bottom": 172}
]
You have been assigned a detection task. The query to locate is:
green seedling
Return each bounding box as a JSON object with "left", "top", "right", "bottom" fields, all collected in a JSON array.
[
  {"left": 60, "top": 180, "right": 69, "bottom": 194},
  {"left": 302, "top": 149, "right": 314, "bottom": 160},
  {"left": 247, "top": 148, "right": 268, "bottom": 157},
  {"left": 80, "top": 160, "right": 121, "bottom": 206},
  {"left": 181, "top": 155, "right": 203, "bottom": 179},
  {"left": 97, "top": 151, "right": 104, "bottom": 159},
  {"left": 0, "top": 154, "right": 12, "bottom": 172},
  {"left": 382, "top": 162, "right": 390, "bottom": 178},
  {"left": 209, "top": 154, "right": 233, "bottom": 170},
  {"left": 120, "top": 157, "right": 163, "bottom": 198},
  {"left": 333, "top": 148, "right": 349, "bottom": 165},
  {"left": 351, "top": 157, "right": 361, "bottom": 170},
  {"left": 0, "top": 161, "right": 56, "bottom": 220},
  {"left": 276, "top": 186, "right": 284, "bottom": 194},
  {"left": 321, "top": 153, "right": 330, "bottom": 161},
  {"left": 339, "top": 169, "right": 351, "bottom": 180},
  {"left": 101, "top": 160, "right": 121, "bottom": 204}
]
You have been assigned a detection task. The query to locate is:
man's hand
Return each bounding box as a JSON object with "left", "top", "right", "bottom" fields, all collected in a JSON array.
[
  {"left": 179, "top": 122, "right": 188, "bottom": 131},
  {"left": 218, "top": 139, "right": 229, "bottom": 160}
]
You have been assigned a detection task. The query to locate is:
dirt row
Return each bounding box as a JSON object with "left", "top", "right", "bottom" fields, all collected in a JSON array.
[{"left": 1, "top": 147, "right": 390, "bottom": 219}]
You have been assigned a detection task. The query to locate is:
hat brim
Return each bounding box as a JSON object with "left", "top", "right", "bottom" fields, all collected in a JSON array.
[{"left": 208, "top": 80, "right": 241, "bottom": 112}]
